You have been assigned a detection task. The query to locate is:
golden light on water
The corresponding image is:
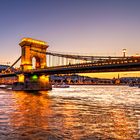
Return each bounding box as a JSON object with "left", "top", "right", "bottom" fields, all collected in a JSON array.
[
  {"left": 10, "top": 91, "right": 52, "bottom": 129},
  {"left": 0, "top": 85, "right": 139, "bottom": 139}
]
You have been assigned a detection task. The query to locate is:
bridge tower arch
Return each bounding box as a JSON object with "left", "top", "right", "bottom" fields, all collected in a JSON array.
[{"left": 19, "top": 38, "right": 48, "bottom": 71}]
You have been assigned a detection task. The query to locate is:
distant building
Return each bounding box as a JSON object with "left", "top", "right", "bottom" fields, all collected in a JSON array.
[
  {"left": 0, "top": 65, "right": 17, "bottom": 84},
  {"left": 120, "top": 77, "right": 140, "bottom": 84},
  {"left": 50, "top": 74, "right": 113, "bottom": 85},
  {"left": 0, "top": 65, "right": 10, "bottom": 72},
  {"left": 0, "top": 65, "right": 15, "bottom": 73}
]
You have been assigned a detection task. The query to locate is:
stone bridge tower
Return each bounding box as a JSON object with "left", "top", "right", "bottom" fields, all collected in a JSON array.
[{"left": 19, "top": 38, "right": 48, "bottom": 71}]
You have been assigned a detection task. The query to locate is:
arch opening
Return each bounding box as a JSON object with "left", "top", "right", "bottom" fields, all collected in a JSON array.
[{"left": 32, "top": 57, "right": 41, "bottom": 69}]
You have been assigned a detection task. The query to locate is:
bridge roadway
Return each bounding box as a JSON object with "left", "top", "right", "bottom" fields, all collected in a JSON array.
[{"left": 0, "top": 56, "right": 140, "bottom": 77}]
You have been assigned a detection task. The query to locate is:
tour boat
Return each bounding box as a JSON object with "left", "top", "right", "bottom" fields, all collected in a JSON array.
[
  {"left": 0, "top": 85, "right": 7, "bottom": 88},
  {"left": 0, "top": 84, "right": 12, "bottom": 90}
]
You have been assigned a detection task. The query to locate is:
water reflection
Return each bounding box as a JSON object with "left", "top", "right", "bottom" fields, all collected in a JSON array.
[
  {"left": 10, "top": 91, "right": 51, "bottom": 128},
  {"left": 7, "top": 91, "right": 59, "bottom": 140},
  {"left": 0, "top": 86, "right": 139, "bottom": 139}
]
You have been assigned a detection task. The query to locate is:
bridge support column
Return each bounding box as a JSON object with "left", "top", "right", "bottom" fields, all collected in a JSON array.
[
  {"left": 13, "top": 73, "right": 52, "bottom": 91},
  {"left": 12, "top": 38, "right": 52, "bottom": 91},
  {"left": 20, "top": 46, "right": 32, "bottom": 71}
]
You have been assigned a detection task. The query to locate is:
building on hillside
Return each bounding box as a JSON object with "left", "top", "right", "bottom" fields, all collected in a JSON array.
[
  {"left": 50, "top": 74, "right": 113, "bottom": 85},
  {"left": 0, "top": 65, "right": 17, "bottom": 84}
]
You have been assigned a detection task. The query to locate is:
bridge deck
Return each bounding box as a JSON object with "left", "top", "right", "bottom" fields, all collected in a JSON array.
[{"left": 0, "top": 56, "right": 140, "bottom": 77}]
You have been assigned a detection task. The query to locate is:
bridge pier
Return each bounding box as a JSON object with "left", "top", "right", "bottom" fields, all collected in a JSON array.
[
  {"left": 12, "top": 38, "right": 52, "bottom": 91},
  {"left": 12, "top": 73, "right": 52, "bottom": 91}
]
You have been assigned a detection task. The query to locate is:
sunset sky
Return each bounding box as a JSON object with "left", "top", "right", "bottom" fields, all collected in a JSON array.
[{"left": 0, "top": 0, "right": 140, "bottom": 78}]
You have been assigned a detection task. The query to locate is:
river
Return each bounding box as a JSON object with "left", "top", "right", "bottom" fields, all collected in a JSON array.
[{"left": 0, "top": 85, "right": 139, "bottom": 140}]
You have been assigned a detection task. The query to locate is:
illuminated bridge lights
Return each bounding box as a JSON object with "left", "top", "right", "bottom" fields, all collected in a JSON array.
[
  {"left": 39, "top": 75, "right": 49, "bottom": 83},
  {"left": 31, "top": 75, "right": 38, "bottom": 81},
  {"left": 30, "top": 74, "right": 49, "bottom": 82},
  {"left": 18, "top": 74, "right": 25, "bottom": 82}
]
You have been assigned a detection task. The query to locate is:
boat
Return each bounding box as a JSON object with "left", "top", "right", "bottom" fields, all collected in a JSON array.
[
  {"left": 53, "top": 83, "right": 70, "bottom": 88},
  {"left": 0, "top": 84, "right": 12, "bottom": 90},
  {"left": 0, "top": 85, "right": 7, "bottom": 89}
]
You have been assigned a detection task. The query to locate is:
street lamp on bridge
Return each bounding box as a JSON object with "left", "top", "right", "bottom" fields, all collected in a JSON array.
[{"left": 122, "top": 49, "right": 126, "bottom": 57}]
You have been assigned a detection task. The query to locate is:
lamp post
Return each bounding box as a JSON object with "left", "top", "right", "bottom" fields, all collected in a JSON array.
[
  {"left": 7, "top": 62, "right": 10, "bottom": 65},
  {"left": 123, "top": 49, "right": 126, "bottom": 57}
]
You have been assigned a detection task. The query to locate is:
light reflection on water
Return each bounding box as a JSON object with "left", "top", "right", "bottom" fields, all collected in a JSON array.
[{"left": 0, "top": 85, "right": 139, "bottom": 140}]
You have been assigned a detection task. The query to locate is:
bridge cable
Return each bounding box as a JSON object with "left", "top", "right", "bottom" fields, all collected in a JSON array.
[
  {"left": 3, "top": 56, "right": 21, "bottom": 73},
  {"left": 30, "top": 49, "right": 130, "bottom": 61},
  {"left": 31, "top": 49, "right": 90, "bottom": 61}
]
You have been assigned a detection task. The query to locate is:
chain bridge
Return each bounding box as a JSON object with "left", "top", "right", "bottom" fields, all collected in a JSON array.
[{"left": 0, "top": 37, "right": 140, "bottom": 90}]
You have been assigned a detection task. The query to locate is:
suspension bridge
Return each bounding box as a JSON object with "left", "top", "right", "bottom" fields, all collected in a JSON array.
[{"left": 0, "top": 37, "right": 140, "bottom": 90}]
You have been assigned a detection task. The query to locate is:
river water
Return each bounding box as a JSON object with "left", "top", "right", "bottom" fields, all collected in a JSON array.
[{"left": 0, "top": 85, "right": 139, "bottom": 140}]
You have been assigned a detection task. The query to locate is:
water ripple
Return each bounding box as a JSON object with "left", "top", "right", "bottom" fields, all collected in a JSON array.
[{"left": 0, "top": 85, "right": 139, "bottom": 140}]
